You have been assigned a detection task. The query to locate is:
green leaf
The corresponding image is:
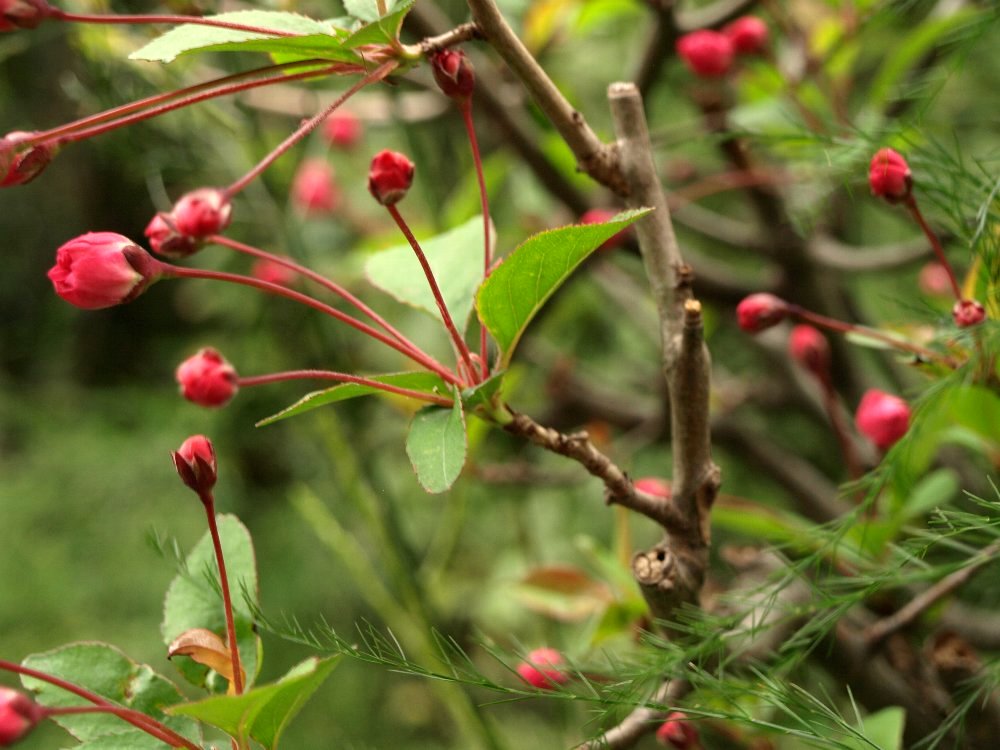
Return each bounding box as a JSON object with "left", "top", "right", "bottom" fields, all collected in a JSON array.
[
  {"left": 256, "top": 372, "right": 449, "bottom": 427},
  {"left": 168, "top": 657, "right": 339, "bottom": 749},
  {"left": 129, "top": 11, "right": 354, "bottom": 64},
  {"left": 461, "top": 371, "right": 505, "bottom": 415},
  {"left": 162, "top": 514, "right": 261, "bottom": 690},
  {"left": 365, "top": 215, "right": 490, "bottom": 334},
  {"left": 342, "top": 0, "right": 415, "bottom": 47},
  {"left": 344, "top": 0, "right": 408, "bottom": 23},
  {"left": 476, "top": 209, "right": 651, "bottom": 367},
  {"left": 20, "top": 643, "right": 200, "bottom": 746},
  {"left": 844, "top": 706, "right": 906, "bottom": 750},
  {"left": 405, "top": 396, "right": 467, "bottom": 493}
]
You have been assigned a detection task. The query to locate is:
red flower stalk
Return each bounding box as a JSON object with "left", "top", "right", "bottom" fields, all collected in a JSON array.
[
  {"left": 171, "top": 434, "right": 218, "bottom": 494},
  {"left": 368, "top": 149, "right": 415, "bottom": 206},
  {"left": 656, "top": 712, "right": 700, "bottom": 749},
  {"left": 176, "top": 348, "right": 239, "bottom": 408},
  {"left": 676, "top": 30, "right": 734, "bottom": 78},
  {"left": 516, "top": 648, "right": 569, "bottom": 690},
  {"left": 736, "top": 293, "right": 790, "bottom": 332},
  {"left": 723, "top": 16, "right": 769, "bottom": 55},
  {"left": 0, "top": 687, "right": 42, "bottom": 746},
  {"left": 869, "top": 148, "right": 912, "bottom": 204},
  {"left": 47, "top": 232, "right": 160, "bottom": 309},
  {"left": 322, "top": 111, "right": 362, "bottom": 149},
  {"left": 292, "top": 159, "right": 340, "bottom": 214},
  {"left": 0, "top": 131, "right": 56, "bottom": 187},
  {"left": 430, "top": 49, "right": 475, "bottom": 101},
  {"left": 855, "top": 389, "right": 911, "bottom": 451}
]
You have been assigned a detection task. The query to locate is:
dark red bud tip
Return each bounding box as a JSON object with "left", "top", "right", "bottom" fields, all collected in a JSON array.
[
  {"left": 855, "top": 389, "right": 911, "bottom": 451},
  {"left": 322, "top": 111, "right": 362, "bottom": 149},
  {"left": 655, "top": 712, "right": 700, "bottom": 749},
  {"left": 176, "top": 347, "right": 239, "bottom": 408},
  {"left": 952, "top": 298, "right": 986, "bottom": 327},
  {"left": 676, "top": 30, "right": 734, "bottom": 78},
  {"left": 1, "top": 132, "right": 56, "bottom": 187},
  {"left": 736, "top": 293, "right": 789, "bottom": 333},
  {"left": 515, "top": 648, "right": 569, "bottom": 690},
  {"left": 0, "top": 0, "right": 51, "bottom": 32},
  {"left": 171, "top": 187, "right": 232, "bottom": 238},
  {"left": 723, "top": 16, "right": 769, "bottom": 55},
  {"left": 0, "top": 687, "right": 43, "bottom": 746},
  {"left": 368, "top": 149, "right": 415, "bottom": 206},
  {"left": 430, "top": 49, "right": 475, "bottom": 101},
  {"left": 788, "top": 324, "right": 831, "bottom": 378},
  {"left": 172, "top": 434, "right": 218, "bottom": 495},
  {"left": 869, "top": 148, "right": 912, "bottom": 203},
  {"left": 634, "top": 476, "right": 671, "bottom": 498},
  {"left": 47, "top": 232, "right": 159, "bottom": 310}
]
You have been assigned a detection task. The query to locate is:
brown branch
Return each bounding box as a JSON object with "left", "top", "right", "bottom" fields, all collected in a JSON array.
[
  {"left": 414, "top": 21, "right": 482, "bottom": 54},
  {"left": 576, "top": 678, "right": 691, "bottom": 750}
]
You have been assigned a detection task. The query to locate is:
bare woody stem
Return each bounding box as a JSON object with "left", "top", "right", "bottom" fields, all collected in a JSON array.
[
  {"left": 385, "top": 204, "right": 480, "bottom": 382},
  {"left": 238, "top": 370, "right": 454, "bottom": 406},
  {"left": 47, "top": 8, "right": 299, "bottom": 36},
  {"left": 0, "top": 660, "right": 200, "bottom": 750},
  {"left": 903, "top": 196, "right": 963, "bottom": 300}
]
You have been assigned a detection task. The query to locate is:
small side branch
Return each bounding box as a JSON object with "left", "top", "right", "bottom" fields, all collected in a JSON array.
[{"left": 576, "top": 679, "right": 691, "bottom": 750}]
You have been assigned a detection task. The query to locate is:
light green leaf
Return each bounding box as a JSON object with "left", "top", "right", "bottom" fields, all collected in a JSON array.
[
  {"left": 844, "top": 706, "right": 906, "bottom": 750},
  {"left": 406, "top": 397, "right": 467, "bottom": 493},
  {"left": 365, "top": 215, "right": 490, "bottom": 334},
  {"left": 20, "top": 643, "right": 200, "bottom": 746},
  {"left": 162, "top": 514, "right": 261, "bottom": 690},
  {"left": 344, "top": 0, "right": 408, "bottom": 23},
  {"left": 168, "top": 657, "right": 339, "bottom": 749},
  {"left": 129, "top": 11, "right": 352, "bottom": 63},
  {"left": 476, "top": 209, "right": 651, "bottom": 367},
  {"left": 343, "top": 0, "right": 415, "bottom": 47},
  {"left": 256, "top": 372, "right": 449, "bottom": 427}
]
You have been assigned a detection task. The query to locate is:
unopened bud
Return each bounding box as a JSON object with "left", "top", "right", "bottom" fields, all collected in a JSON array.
[
  {"left": 869, "top": 148, "right": 912, "bottom": 204},
  {"left": 788, "top": 324, "right": 830, "bottom": 378},
  {"left": 145, "top": 213, "right": 199, "bottom": 259},
  {"left": 292, "top": 158, "right": 340, "bottom": 214},
  {"left": 634, "top": 477, "right": 671, "bottom": 498},
  {"left": 736, "top": 293, "right": 789, "bottom": 332},
  {"left": 0, "top": 687, "right": 42, "bottom": 746},
  {"left": 368, "top": 150, "right": 415, "bottom": 206},
  {"left": 516, "top": 648, "right": 569, "bottom": 690},
  {"left": 176, "top": 348, "right": 239, "bottom": 408},
  {"left": 322, "top": 111, "right": 362, "bottom": 149},
  {"left": 655, "top": 712, "right": 699, "bottom": 749},
  {"left": 172, "top": 434, "right": 218, "bottom": 495},
  {"left": 723, "top": 16, "right": 769, "bottom": 55},
  {"left": 855, "top": 389, "right": 911, "bottom": 451},
  {"left": 430, "top": 49, "right": 475, "bottom": 101},
  {"left": 676, "top": 30, "right": 734, "bottom": 78},
  {"left": 47, "top": 232, "right": 159, "bottom": 310},
  {"left": 0, "top": 0, "right": 50, "bottom": 32},
  {"left": 0, "top": 132, "right": 56, "bottom": 187},
  {"left": 171, "top": 187, "right": 232, "bottom": 238},
  {"left": 952, "top": 298, "right": 985, "bottom": 327}
]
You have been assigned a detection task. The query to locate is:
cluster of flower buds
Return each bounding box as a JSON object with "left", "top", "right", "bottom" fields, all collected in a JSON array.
[
  {"left": 176, "top": 348, "right": 239, "bottom": 408},
  {"left": 0, "top": 687, "right": 42, "bottom": 747},
  {"left": 655, "top": 711, "right": 700, "bottom": 749},
  {"left": 515, "top": 648, "right": 569, "bottom": 690},
  {"left": 145, "top": 187, "right": 232, "bottom": 258},
  {"left": 854, "top": 389, "right": 911, "bottom": 451},
  {"left": 368, "top": 150, "right": 415, "bottom": 206},
  {"left": 675, "top": 16, "right": 768, "bottom": 78},
  {"left": 47, "top": 232, "right": 160, "bottom": 310}
]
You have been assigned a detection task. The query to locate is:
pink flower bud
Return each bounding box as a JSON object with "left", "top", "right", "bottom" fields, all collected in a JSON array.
[
  {"left": 634, "top": 476, "right": 671, "bottom": 498},
  {"left": 676, "top": 30, "right": 734, "bottom": 78},
  {"left": 47, "top": 232, "right": 159, "bottom": 310},
  {"left": 0, "top": 0, "right": 50, "bottom": 31},
  {"left": 869, "top": 148, "right": 912, "bottom": 204},
  {"left": 723, "top": 16, "right": 769, "bottom": 55},
  {"left": 952, "top": 298, "right": 985, "bottom": 327},
  {"left": 292, "top": 159, "right": 340, "bottom": 214},
  {"left": 516, "top": 648, "right": 569, "bottom": 690},
  {"left": 855, "top": 389, "right": 910, "bottom": 451},
  {"left": 0, "top": 687, "right": 42, "bottom": 746},
  {"left": 788, "top": 324, "right": 830, "bottom": 378},
  {"left": 736, "top": 293, "right": 789, "bottom": 332},
  {"left": 322, "top": 111, "right": 362, "bottom": 149},
  {"left": 176, "top": 347, "right": 239, "bottom": 408},
  {"left": 1, "top": 132, "right": 56, "bottom": 187},
  {"left": 250, "top": 259, "right": 296, "bottom": 287},
  {"left": 171, "top": 187, "right": 232, "bottom": 238},
  {"left": 172, "top": 434, "right": 218, "bottom": 495},
  {"left": 581, "top": 208, "right": 628, "bottom": 251},
  {"left": 145, "top": 213, "right": 199, "bottom": 259},
  {"left": 368, "top": 150, "right": 415, "bottom": 206},
  {"left": 655, "top": 712, "right": 699, "bottom": 748},
  {"left": 431, "top": 49, "right": 475, "bottom": 101},
  {"left": 918, "top": 262, "right": 953, "bottom": 297}
]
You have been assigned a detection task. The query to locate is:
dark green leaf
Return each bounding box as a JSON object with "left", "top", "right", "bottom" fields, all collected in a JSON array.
[
  {"left": 461, "top": 371, "right": 505, "bottom": 415},
  {"left": 405, "top": 397, "right": 467, "bottom": 493}
]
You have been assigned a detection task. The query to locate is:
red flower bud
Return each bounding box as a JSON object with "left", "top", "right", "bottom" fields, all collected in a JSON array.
[
  {"left": 869, "top": 148, "right": 912, "bottom": 203},
  {"left": 655, "top": 712, "right": 699, "bottom": 749},
  {"left": 145, "top": 213, "right": 199, "bottom": 259},
  {"left": 322, "top": 111, "right": 362, "bottom": 149},
  {"left": 1, "top": 132, "right": 56, "bottom": 187},
  {"left": 736, "top": 293, "right": 789, "bottom": 332},
  {"left": 172, "top": 434, "right": 218, "bottom": 495},
  {"left": 634, "top": 476, "right": 671, "bottom": 498},
  {"left": 516, "top": 648, "right": 569, "bottom": 690},
  {"left": 676, "top": 30, "right": 734, "bottom": 78},
  {"left": 952, "top": 298, "right": 985, "bottom": 327},
  {"left": 788, "top": 324, "right": 830, "bottom": 378},
  {"left": 292, "top": 158, "right": 340, "bottom": 214},
  {"left": 0, "top": 687, "right": 42, "bottom": 746},
  {"left": 723, "top": 16, "right": 769, "bottom": 55},
  {"left": 430, "top": 49, "right": 475, "bottom": 101},
  {"left": 171, "top": 187, "right": 232, "bottom": 238},
  {"left": 0, "top": 0, "right": 50, "bottom": 31},
  {"left": 855, "top": 389, "right": 910, "bottom": 451},
  {"left": 918, "top": 262, "right": 953, "bottom": 297},
  {"left": 176, "top": 347, "right": 239, "bottom": 408},
  {"left": 368, "top": 150, "right": 415, "bottom": 206},
  {"left": 47, "top": 232, "right": 159, "bottom": 310},
  {"left": 581, "top": 208, "right": 628, "bottom": 251},
  {"left": 250, "top": 259, "right": 296, "bottom": 287}
]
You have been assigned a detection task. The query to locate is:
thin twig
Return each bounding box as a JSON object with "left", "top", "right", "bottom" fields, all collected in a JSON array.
[{"left": 576, "top": 679, "right": 691, "bottom": 750}]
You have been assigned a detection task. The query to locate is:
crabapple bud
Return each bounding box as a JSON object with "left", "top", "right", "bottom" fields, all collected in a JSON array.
[
  {"left": 736, "top": 293, "right": 789, "bottom": 332},
  {"left": 176, "top": 347, "right": 239, "bottom": 408},
  {"left": 581, "top": 208, "right": 628, "bottom": 251},
  {"left": 47, "top": 232, "right": 159, "bottom": 309},
  {"left": 634, "top": 477, "right": 671, "bottom": 498},
  {"left": 869, "top": 148, "right": 912, "bottom": 203},
  {"left": 918, "top": 262, "right": 953, "bottom": 297},
  {"left": 0, "top": 0, "right": 50, "bottom": 32},
  {"left": 724, "top": 16, "right": 769, "bottom": 55},
  {"left": 655, "top": 712, "right": 699, "bottom": 748},
  {"left": 171, "top": 187, "right": 232, "bottom": 238},
  {"left": 292, "top": 159, "right": 340, "bottom": 214},
  {"left": 0, "top": 687, "right": 42, "bottom": 746},
  {"left": 952, "top": 298, "right": 985, "bottom": 327},
  {"left": 0, "top": 132, "right": 56, "bottom": 187},
  {"left": 431, "top": 49, "right": 475, "bottom": 101},
  {"left": 251, "top": 259, "right": 296, "bottom": 287},
  {"left": 676, "top": 30, "right": 734, "bottom": 78},
  {"left": 368, "top": 150, "right": 414, "bottom": 206},
  {"left": 145, "top": 213, "right": 199, "bottom": 259},
  {"left": 322, "top": 111, "right": 362, "bottom": 149},
  {"left": 788, "top": 324, "right": 830, "bottom": 379},
  {"left": 172, "top": 434, "right": 218, "bottom": 495},
  {"left": 855, "top": 389, "right": 911, "bottom": 451},
  {"left": 516, "top": 648, "right": 569, "bottom": 689}
]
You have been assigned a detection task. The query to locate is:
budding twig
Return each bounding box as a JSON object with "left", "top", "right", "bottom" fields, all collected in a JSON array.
[{"left": 238, "top": 370, "right": 454, "bottom": 407}]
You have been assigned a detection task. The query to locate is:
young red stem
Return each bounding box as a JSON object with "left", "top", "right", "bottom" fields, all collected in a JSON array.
[
  {"left": 385, "top": 204, "right": 480, "bottom": 383},
  {"left": 48, "top": 8, "right": 298, "bottom": 36},
  {"left": 196, "top": 493, "right": 245, "bottom": 696},
  {"left": 904, "top": 196, "right": 963, "bottom": 300},
  {"left": 41, "top": 705, "right": 196, "bottom": 748},
  {"left": 207, "top": 234, "right": 421, "bottom": 355},
  {"left": 225, "top": 60, "right": 397, "bottom": 198},
  {"left": 238, "top": 370, "right": 454, "bottom": 406},
  {"left": 459, "top": 100, "right": 493, "bottom": 380},
  {"left": 159, "top": 262, "right": 464, "bottom": 386},
  {"left": 0, "top": 660, "right": 199, "bottom": 750}
]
